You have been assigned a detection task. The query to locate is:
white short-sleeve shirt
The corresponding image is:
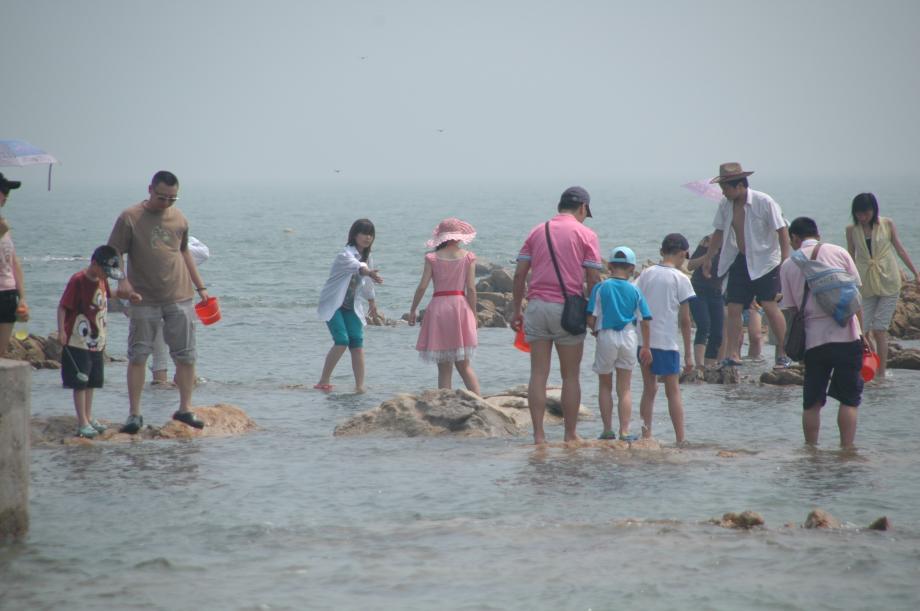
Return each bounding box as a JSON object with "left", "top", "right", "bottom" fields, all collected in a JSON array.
[
  {"left": 635, "top": 264, "right": 696, "bottom": 351},
  {"left": 713, "top": 188, "right": 786, "bottom": 280}
]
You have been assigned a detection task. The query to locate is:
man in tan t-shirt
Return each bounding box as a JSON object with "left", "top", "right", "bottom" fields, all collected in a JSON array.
[{"left": 107, "top": 170, "right": 210, "bottom": 433}]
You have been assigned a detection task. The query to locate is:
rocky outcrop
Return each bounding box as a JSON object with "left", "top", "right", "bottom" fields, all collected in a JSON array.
[
  {"left": 867, "top": 516, "right": 891, "bottom": 531},
  {"left": 334, "top": 387, "right": 596, "bottom": 438},
  {"left": 334, "top": 389, "right": 522, "bottom": 438},
  {"left": 804, "top": 508, "right": 841, "bottom": 529},
  {"left": 887, "top": 343, "right": 920, "bottom": 370},
  {"left": 680, "top": 367, "right": 741, "bottom": 384},
  {"left": 712, "top": 511, "right": 765, "bottom": 529},
  {"left": 890, "top": 281, "right": 920, "bottom": 339},
  {"left": 4, "top": 333, "right": 63, "bottom": 369},
  {"left": 760, "top": 365, "right": 805, "bottom": 386},
  {"left": 31, "top": 404, "right": 256, "bottom": 445}
]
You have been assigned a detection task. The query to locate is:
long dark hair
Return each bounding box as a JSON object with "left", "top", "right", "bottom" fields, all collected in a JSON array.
[
  {"left": 347, "top": 218, "right": 375, "bottom": 262},
  {"left": 851, "top": 193, "right": 879, "bottom": 227}
]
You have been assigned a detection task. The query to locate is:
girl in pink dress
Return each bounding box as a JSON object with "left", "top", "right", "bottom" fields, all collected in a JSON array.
[{"left": 408, "top": 218, "right": 481, "bottom": 395}]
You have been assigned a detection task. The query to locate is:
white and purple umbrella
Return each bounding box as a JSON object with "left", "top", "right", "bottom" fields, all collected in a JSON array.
[
  {"left": 0, "top": 139, "right": 59, "bottom": 190},
  {"left": 681, "top": 179, "right": 723, "bottom": 203}
]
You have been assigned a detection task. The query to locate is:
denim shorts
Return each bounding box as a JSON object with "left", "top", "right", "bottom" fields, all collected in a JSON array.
[{"left": 127, "top": 300, "right": 197, "bottom": 364}]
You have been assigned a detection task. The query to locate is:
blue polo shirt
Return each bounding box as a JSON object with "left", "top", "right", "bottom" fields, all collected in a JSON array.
[{"left": 587, "top": 278, "right": 653, "bottom": 331}]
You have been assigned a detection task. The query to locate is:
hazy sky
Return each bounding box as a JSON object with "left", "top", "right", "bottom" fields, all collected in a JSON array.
[{"left": 3, "top": 0, "right": 919, "bottom": 187}]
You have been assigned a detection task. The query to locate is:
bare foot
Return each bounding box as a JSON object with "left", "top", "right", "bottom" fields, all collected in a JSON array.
[{"left": 354, "top": 386, "right": 366, "bottom": 394}]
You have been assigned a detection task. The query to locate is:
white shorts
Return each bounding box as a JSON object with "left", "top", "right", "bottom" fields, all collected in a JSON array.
[
  {"left": 592, "top": 327, "right": 638, "bottom": 374},
  {"left": 862, "top": 294, "right": 898, "bottom": 331}
]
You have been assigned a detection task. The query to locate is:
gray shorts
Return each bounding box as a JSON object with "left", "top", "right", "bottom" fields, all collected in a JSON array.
[
  {"left": 128, "top": 299, "right": 197, "bottom": 364},
  {"left": 862, "top": 294, "right": 898, "bottom": 331},
  {"left": 524, "top": 298, "right": 586, "bottom": 346}
]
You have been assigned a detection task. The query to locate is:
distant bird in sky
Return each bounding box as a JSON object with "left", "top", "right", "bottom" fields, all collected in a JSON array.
[
  {"left": 436, "top": 129, "right": 445, "bottom": 133},
  {"left": 334, "top": 169, "right": 341, "bottom": 173}
]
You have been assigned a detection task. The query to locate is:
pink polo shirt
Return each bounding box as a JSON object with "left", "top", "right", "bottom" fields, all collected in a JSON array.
[
  {"left": 779, "top": 240, "right": 862, "bottom": 350},
  {"left": 517, "top": 213, "right": 602, "bottom": 303}
]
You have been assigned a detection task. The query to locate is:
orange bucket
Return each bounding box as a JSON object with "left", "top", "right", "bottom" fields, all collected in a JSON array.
[
  {"left": 194, "top": 297, "right": 221, "bottom": 325},
  {"left": 861, "top": 349, "right": 880, "bottom": 382},
  {"left": 514, "top": 325, "right": 530, "bottom": 353}
]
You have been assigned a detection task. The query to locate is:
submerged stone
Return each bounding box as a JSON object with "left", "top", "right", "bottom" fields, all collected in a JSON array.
[{"left": 804, "top": 508, "right": 841, "bottom": 529}]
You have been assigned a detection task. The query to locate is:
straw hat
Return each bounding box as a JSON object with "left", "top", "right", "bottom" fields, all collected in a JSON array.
[
  {"left": 426, "top": 218, "right": 477, "bottom": 248},
  {"left": 710, "top": 162, "right": 754, "bottom": 184}
]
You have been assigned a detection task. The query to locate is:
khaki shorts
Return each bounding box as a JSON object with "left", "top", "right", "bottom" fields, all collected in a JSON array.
[
  {"left": 128, "top": 299, "right": 197, "bottom": 364},
  {"left": 862, "top": 294, "right": 898, "bottom": 331},
  {"left": 524, "top": 299, "right": 585, "bottom": 346}
]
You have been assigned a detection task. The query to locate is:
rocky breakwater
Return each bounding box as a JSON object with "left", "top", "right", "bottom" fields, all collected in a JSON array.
[
  {"left": 32, "top": 404, "right": 257, "bottom": 445},
  {"left": 890, "top": 281, "right": 920, "bottom": 339}
]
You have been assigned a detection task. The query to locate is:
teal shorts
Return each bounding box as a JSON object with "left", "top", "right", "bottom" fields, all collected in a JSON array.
[{"left": 327, "top": 307, "right": 364, "bottom": 348}]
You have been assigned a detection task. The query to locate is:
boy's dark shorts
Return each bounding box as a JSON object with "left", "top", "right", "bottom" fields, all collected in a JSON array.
[
  {"left": 802, "top": 340, "right": 863, "bottom": 409},
  {"left": 0, "top": 289, "right": 19, "bottom": 324},
  {"left": 725, "top": 254, "right": 780, "bottom": 305},
  {"left": 61, "top": 346, "right": 105, "bottom": 389}
]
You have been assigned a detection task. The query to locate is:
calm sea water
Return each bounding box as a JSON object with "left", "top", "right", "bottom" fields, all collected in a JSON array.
[{"left": 2, "top": 178, "right": 919, "bottom": 610}]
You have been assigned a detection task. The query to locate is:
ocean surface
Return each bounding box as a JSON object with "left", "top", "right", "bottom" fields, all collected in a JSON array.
[{"left": 2, "top": 178, "right": 919, "bottom": 610}]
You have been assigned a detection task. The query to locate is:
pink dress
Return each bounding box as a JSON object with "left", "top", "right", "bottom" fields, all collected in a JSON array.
[{"left": 416, "top": 251, "right": 478, "bottom": 362}]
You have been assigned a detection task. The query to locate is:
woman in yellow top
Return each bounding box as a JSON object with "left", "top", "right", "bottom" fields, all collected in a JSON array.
[{"left": 846, "top": 193, "right": 918, "bottom": 379}]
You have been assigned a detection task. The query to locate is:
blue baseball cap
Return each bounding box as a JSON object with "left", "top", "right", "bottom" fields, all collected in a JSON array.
[{"left": 608, "top": 246, "right": 636, "bottom": 265}]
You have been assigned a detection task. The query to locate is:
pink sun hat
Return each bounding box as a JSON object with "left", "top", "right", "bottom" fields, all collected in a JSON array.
[{"left": 425, "top": 217, "right": 477, "bottom": 249}]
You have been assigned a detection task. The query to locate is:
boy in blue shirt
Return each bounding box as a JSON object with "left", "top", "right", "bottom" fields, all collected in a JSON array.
[{"left": 587, "top": 246, "right": 652, "bottom": 441}]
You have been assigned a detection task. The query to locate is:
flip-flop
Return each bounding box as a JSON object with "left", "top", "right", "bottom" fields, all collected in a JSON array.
[
  {"left": 720, "top": 358, "right": 743, "bottom": 368},
  {"left": 313, "top": 383, "right": 334, "bottom": 391}
]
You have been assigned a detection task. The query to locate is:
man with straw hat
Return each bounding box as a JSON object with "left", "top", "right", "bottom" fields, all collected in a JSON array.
[
  {"left": 512, "top": 186, "right": 603, "bottom": 444},
  {"left": 701, "top": 162, "right": 792, "bottom": 369}
]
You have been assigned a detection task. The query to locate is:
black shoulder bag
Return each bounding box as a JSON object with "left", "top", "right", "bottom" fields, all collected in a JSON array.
[
  {"left": 545, "top": 222, "right": 588, "bottom": 335},
  {"left": 784, "top": 243, "right": 821, "bottom": 362}
]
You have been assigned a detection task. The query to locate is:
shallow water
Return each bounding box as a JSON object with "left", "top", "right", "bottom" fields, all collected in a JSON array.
[{"left": 2, "top": 180, "right": 920, "bottom": 610}]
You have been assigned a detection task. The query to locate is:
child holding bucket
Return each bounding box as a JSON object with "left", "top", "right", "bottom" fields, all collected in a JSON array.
[
  {"left": 315, "top": 219, "right": 382, "bottom": 393},
  {"left": 57, "top": 246, "right": 125, "bottom": 438},
  {"left": 408, "top": 218, "right": 480, "bottom": 396}
]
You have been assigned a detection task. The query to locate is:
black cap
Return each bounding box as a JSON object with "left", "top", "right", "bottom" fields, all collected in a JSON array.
[
  {"left": 91, "top": 245, "right": 125, "bottom": 280},
  {"left": 661, "top": 232, "right": 690, "bottom": 254},
  {"left": 0, "top": 173, "right": 22, "bottom": 195},
  {"left": 558, "top": 186, "right": 592, "bottom": 217}
]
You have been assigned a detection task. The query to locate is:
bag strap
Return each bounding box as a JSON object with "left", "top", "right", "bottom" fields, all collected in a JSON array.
[
  {"left": 799, "top": 242, "right": 822, "bottom": 308},
  {"left": 544, "top": 222, "right": 569, "bottom": 298}
]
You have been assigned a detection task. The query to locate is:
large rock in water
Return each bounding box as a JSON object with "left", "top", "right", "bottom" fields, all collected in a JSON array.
[
  {"left": 335, "top": 389, "right": 522, "bottom": 438},
  {"left": 890, "top": 282, "right": 920, "bottom": 339},
  {"left": 31, "top": 404, "right": 256, "bottom": 445},
  {"left": 887, "top": 344, "right": 920, "bottom": 370}
]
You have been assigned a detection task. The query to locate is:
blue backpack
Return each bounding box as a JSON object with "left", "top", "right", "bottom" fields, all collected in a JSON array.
[{"left": 791, "top": 243, "right": 862, "bottom": 327}]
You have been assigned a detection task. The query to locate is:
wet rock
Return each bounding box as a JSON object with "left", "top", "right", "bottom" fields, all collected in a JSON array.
[
  {"left": 705, "top": 367, "right": 741, "bottom": 384},
  {"left": 804, "top": 508, "right": 841, "bottom": 529},
  {"left": 887, "top": 345, "right": 920, "bottom": 370},
  {"left": 475, "top": 259, "right": 504, "bottom": 277},
  {"left": 890, "top": 282, "right": 920, "bottom": 339},
  {"left": 867, "top": 516, "right": 891, "bottom": 531},
  {"left": 31, "top": 404, "right": 256, "bottom": 445},
  {"left": 483, "top": 386, "right": 592, "bottom": 421},
  {"left": 717, "top": 450, "right": 738, "bottom": 458},
  {"left": 476, "top": 309, "right": 507, "bottom": 328},
  {"left": 760, "top": 367, "right": 804, "bottom": 386},
  {"left": 478, "top": 268, "right": 514, "bottom": 294},
  {"left": 713, "top": 511, "right": 765, "bottom": 529},
  {"left": 334, "top": 389, "right": 521, "bottom": 438},
  {"left": 366, "top": 311, "right": 400, "bottom": 327}
]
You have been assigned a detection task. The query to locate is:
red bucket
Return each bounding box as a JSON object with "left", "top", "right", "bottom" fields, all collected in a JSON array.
[
  {"left": 514, "top": 325, "right": 530, "bottom": 353},
  {"left": 861, "top": 349, "right": 880, "bottom": 382},
  {"left": 194, "top": 297, "right": 221, "bottom": 325}
]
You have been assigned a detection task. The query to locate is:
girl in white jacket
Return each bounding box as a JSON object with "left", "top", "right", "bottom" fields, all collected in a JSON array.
[{"left": 315, "top": 219, "right": 382, "bottom": 392}]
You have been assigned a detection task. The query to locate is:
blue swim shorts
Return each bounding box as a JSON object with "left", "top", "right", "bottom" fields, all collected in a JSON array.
[
  {"left": 647, "top": 348, "right": 680, "bottom": 376},
  {"left": 326, "top": 307, "right": 364, "bottom": 348}
]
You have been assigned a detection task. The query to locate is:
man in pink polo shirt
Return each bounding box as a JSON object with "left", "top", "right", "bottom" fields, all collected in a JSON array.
[
  {"left": 512, "top": 186, "right": 603, "bottom": 444},
  {"left": 780, "top": 216, "right": 864, "bottom": 448}
]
